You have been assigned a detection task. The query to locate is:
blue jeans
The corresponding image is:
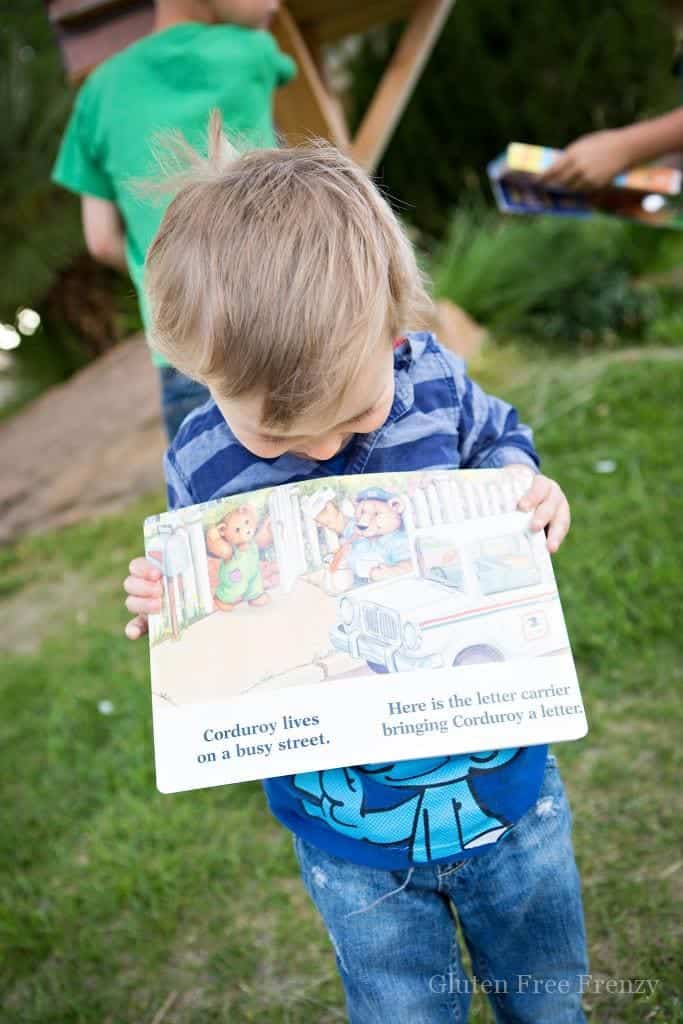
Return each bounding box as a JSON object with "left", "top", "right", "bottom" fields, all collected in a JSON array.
[
  {"left": 294, "top": 754, "right": 588, "bottom": 1023},
  {"left": 158, "top": 366, "right": 211, "bottom": 442}
]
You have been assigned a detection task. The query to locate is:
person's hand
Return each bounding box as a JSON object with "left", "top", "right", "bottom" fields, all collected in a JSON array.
[
  {"left": 503, "top": 466, "right": 570, "bottom": 553},
  {"left": 514, "top": 473, "right": 571, "bottom": 554},
  {"left": 539, "top": 130, "right": 632, "bottom": 191},
  {"left": 124, "top": 557, "right": 163, "bottom": 639}
]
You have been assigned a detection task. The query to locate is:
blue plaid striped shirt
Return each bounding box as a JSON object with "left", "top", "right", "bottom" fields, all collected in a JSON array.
[{"left": 165, "top": 332, "right": 548, "bottom": 868}]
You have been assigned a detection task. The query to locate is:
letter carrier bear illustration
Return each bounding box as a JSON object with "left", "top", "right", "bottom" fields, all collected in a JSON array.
[{"left": 332, "top": 486, "right": 412, "bottom": 583}]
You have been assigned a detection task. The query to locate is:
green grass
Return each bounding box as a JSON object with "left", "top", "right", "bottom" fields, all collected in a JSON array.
[{"left": 2, "top": 348, "right": 682, "bottom": 1023}]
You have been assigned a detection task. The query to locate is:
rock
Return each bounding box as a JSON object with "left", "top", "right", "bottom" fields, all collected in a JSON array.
[
  {"left": 0, "top": 334, "right": 166, "bottom": 543},
  {"left": 435, "top": 299, "right": 487, "bottom": 360}
]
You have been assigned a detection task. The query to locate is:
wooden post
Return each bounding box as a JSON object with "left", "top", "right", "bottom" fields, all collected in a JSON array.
[
  {"left": 272, "top": 6, "right": 349, "bottom": 149},
  {"left": 349, "top": 0, "right": 455, "bottom": 171}
]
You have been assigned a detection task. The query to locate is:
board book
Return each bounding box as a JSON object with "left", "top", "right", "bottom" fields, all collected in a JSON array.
[
  {"left": 144, "top": 467, "right": 587, "bottom": 793},
  {"left": 489, "top": 141, "right": 683, "bottom": 228}
]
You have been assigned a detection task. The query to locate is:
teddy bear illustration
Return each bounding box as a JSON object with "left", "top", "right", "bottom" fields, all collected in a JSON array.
[
  {"left": 330, "top": 486, "right": 412, "bottom": 583},
  {"left": 205, "top": 505, "right": 271, "bottom": 612}
]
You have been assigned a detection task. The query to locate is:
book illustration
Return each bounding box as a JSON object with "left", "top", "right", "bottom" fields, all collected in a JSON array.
[
  {"left": 489, "top": 142, "right": 683, "bottom": 229},
  {"left": 329, "top": 514, "right": 557, "bottom": 679},
  {"left": 144, "top": 468, "right": 569, "bottom": 707},
  {"left": 145, "top": 468, "right": 588, "bottom": 795},
  {"left": 205, "top": 506, "right": 272, "bottom": 612}
]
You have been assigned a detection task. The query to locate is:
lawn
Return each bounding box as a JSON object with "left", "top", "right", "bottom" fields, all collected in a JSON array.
[{"left": 1, "top": 345, "right": 682, "bottom": 1023}]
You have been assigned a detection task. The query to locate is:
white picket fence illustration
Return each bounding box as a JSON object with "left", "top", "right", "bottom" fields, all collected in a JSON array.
[
  {"left": 287, "top": 470, "right": 533, "bottom": 590},
  {"left": 145, "top": 508, "right": 214, "bottom": 643},
  {"left": 146, "top": 470, "right": 534, "bottom": 642}
]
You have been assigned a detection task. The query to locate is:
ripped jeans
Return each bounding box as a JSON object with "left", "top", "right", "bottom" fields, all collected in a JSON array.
[{"left": 293, "top": 754, "right": 588, "bottom": 1024}]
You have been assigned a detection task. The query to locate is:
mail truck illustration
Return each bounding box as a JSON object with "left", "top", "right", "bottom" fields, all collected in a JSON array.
[{"left": 330, "top": 511, "right": 569, "bottom": 673}]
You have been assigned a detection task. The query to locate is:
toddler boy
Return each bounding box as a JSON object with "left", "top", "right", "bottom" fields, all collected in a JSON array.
[{"left": 124, "top": 115, "right": 587, "bottom": 1022}]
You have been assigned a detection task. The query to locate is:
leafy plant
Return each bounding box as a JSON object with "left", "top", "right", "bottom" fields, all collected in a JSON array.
[
  {"left": 431, "top": 205, "right": 667, "bottom": 345},
  {"left": 0, "top": 6, "right": 144, "bottom": 416},
  {"left": 0, "top": 15, "right": 82, "bottom": 321}
]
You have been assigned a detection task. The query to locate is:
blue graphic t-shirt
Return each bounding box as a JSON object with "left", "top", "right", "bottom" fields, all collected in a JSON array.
[{"left": 164, "top": 332, "right": 548, "bottom": 869}]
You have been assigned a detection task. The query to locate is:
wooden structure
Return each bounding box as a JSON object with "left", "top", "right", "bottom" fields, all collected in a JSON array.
[{"left": 46, "top": 0, "right": 454, "bottom": 171}]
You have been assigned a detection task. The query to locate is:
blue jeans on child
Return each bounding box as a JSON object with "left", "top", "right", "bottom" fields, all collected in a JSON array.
[
  {"left": 294, "top": 753, "right": 588, "bottom": 1024},
  {"left": 158, "top": 366, "right": 211, "bottom": 442}
]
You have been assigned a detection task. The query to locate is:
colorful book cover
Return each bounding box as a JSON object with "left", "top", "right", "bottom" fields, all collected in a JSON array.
[
  {"left": 507, "top": 142, "right": 682, "bottom": 195},
  {"left": 144, "top": 467, "right": 587, "bottom": 794},
  {"left": 489, "top": 142, "right": 683, "bottom": 228}
]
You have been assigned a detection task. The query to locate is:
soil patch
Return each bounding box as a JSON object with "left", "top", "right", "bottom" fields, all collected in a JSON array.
[{"left": 0, "top": 335, "right": 166, "bottom": 544}]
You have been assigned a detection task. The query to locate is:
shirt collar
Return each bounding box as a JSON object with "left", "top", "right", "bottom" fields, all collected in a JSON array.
[
  {"left": 392, "top": 334, "right": 412, "bottom": 368},
  {"left": 390, "top": 336, "right": 416, "bottom": 421}
]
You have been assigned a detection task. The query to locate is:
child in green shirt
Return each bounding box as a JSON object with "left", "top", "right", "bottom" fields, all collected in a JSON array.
[{"left": 52, "top": 0, "right": 295, "bottom": 440}]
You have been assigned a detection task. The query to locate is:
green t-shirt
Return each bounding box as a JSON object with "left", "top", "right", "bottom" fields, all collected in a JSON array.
[{"left": 52, "top": 22, "right": 296, "bottom": 366}]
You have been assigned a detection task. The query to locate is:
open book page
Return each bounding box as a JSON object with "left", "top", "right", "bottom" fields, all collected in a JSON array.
[{"left": 144, "top": 467, "right": 587, "bottom": 793}]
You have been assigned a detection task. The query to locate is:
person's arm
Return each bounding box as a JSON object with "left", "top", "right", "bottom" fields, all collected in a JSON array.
[
  {"left": 52, "top": 82, "right": 126, "bottom": 264},
  {"left": 206, "top": 524, "right": 233, "bottom": 560},
  {"left": 442, "top": 348, "right": 570, "bottom": 553},
  {"left": 450, "top": 359, "right": 540, "bottom": 474},
  {"left": 540, "top": 107, "right": 683, "bottom": 191},
  {"left": 82, "top": 195, "right": 128, "bottom": 273}
]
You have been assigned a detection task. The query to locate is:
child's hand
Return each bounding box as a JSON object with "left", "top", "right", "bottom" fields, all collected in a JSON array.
[
  {"left": 538, "top": 130, "right": 631, "bottom": 191},
  {"left": 124, "top": 557, "right": 163, "bottom": 639},
  {"left": 515, "top": 473, "right": 570, "bottom": 553}
]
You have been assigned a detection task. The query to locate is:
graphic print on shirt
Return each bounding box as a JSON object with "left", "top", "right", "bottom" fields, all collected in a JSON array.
[{"left": 292, "top": 747, "right": 523, "bottom": 863}]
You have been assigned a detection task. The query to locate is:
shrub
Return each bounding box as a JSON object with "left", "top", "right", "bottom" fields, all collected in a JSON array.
[
  {"left": 0, "top": 12, "right": 82, "bottom": 322},
  {"left": 431, "top": 206, "right": 671, "bottom": 345}
]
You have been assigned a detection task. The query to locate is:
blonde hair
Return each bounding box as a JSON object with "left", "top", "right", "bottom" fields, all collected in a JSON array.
[{"left": 145, "top": 112, "right": 434, "bottom": 427}]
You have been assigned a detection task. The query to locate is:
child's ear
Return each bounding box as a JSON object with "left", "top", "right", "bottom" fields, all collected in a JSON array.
[{"left": 389, "top": 498, "right": 404, "bottom": 514}]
